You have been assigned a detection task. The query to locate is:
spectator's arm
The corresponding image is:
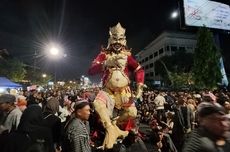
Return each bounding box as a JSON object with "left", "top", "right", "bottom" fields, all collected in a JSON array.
[{"left": 147, "top": 95, "right": 153, "bottom": 103}]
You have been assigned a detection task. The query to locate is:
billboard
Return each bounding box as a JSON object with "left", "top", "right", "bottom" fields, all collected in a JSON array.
[{"left": 183, "top": 0, "right": 230, "bottom": 30}]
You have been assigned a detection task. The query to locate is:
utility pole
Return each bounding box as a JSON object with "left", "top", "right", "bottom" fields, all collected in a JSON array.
[
  {"left": 33, "top": 50, "right": 37, "bottom": 73},
  {"left": 54, "top": 64, "right": 57, "bottom": 83}
]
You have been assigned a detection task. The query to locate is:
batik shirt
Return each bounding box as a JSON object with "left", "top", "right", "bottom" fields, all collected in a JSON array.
[{"left": 66, "top": 118, "right": 91, "bottom": 152}]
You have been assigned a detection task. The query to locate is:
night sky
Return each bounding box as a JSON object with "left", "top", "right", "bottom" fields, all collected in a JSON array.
[{"left": 0, "top": 0, "right": 229, "bottom": 82}]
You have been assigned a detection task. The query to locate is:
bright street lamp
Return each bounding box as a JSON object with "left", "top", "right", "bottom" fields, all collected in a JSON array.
[
  {"left": 44, "top": 41, "right": 66, "bottom": 83},
  {"left": 45, "top": 42, "right": 63, "bottom": 60},
  {"left": 42, "top": 74, "right": 47, "bottom": 78},
  {"left": 171, "top": 10, "right": 178, "bottom": 19},
  {"left": 49, "top": 47, "right": 60, "bottom": 56}
]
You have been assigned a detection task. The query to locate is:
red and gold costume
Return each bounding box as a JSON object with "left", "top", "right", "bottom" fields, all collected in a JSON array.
[{"left": 88, "top": 23, "right": 145, "bottom": 149}]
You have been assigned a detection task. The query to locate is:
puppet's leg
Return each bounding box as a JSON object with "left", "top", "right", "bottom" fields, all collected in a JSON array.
[
  {"left": 117, "top": 106, "right": 137, "bottom": 123},
  {"left": 93, "top": 90, "right": 128, "bottom": 149}
]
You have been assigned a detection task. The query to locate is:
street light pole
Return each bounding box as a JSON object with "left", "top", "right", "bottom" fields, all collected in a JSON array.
[
  {"left": 54, "top": 64, "right": 57, "bottom": 83},
  {"left": 46, "top": 43, "right": 65, "bottom": 84},
  {"left": 33, "top": 50, "right": 37, "bottom": 73},
  {"left": 48, "top": 47, "right": 60, "bottom": 84},
  {"left": 32, "top": 50, "right": 39, "bottom": 84}
]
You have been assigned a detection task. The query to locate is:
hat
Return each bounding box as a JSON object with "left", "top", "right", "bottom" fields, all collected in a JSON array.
[
  {"left": 197, "top": 102, "right": 225, "bottom": 118},
  {"left": 0, "top": 94, "right": 16, "bottom": 104}
]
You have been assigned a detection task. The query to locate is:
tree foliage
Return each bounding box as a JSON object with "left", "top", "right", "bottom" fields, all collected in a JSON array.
[
  {"left": 25, "top": 70, "right": 52, "bottom": 85},
  {"left": 0, "top": 58, "right": 26, "bottom": 82},
  {"left": 192, "top": 27, "right": 222, "bottom": 89},
  {"left": 154, "top": 51, "right": 194, "bottom": 87}
]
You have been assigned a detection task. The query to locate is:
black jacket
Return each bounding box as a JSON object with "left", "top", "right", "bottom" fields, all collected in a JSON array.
[
  {"left": 0, "top": 127, "right": 53, "bottom": 152},
  {"left": 43, "top": 112, "right": 62, "bottom": 146},
  {"left": 183, "top": 127, "right": 230, "bottom": 152},
  {"left": 0, "top": 105, "right": 53, "bottom": 152}
]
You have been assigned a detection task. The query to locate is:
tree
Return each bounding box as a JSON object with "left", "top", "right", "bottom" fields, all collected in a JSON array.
[
  {"left": 155, "top": 60, "right": 193, "bottom": 89},
  {"left": 25, "top": 69, "right": 53, "bottom": 85},
  {"left": 170, "top": 72, "right": 193, "bottom": 89},
  {"left": 38, "top": 73, "right": 52, "bottom": 86},
  {"left": 192, "top": 27, "right": 222, "bottom": 89},
  {"left": 154, "top": 51, "right": 194, "bottom": 87},
  {"left": 0, "top": 58, "right": 27, "bottom": 82},
  {"left": 0, "top": 49, "right": 9, "bottom": 60}
]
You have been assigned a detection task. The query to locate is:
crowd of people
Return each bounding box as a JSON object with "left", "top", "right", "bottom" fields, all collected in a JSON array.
[
  {"left": 0, "top": 88, "right": 97, "bottom": 152},
  {"left": 137, "top": 89, "right": 230, "bottom": 152},
  {"left": 0, "top": 87, "right": 230, "bottom": 152}
]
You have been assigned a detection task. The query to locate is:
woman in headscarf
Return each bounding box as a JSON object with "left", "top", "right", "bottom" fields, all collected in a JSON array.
[
  {"left": 43, "top": 96, "right": 62, "bottom": 151},
  {"left": 0, "top": 104, "right": 53, "bottom": 152}
]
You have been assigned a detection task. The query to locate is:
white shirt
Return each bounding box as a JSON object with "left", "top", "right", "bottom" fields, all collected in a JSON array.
[{"left": 154, "top": 95, "right": 166, "bottom": 110}]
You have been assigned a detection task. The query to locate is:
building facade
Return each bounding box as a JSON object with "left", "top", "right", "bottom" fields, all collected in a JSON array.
[{"left": 136, "top": 31, "right": 197, "bottom": 84}]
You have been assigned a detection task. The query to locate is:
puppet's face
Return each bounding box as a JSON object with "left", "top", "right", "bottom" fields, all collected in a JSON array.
[{"left": 108, "top": 23, "right": 127, "bottom": 52}]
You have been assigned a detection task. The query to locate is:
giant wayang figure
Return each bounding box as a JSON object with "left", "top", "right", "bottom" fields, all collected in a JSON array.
[{"left": 88, "top": 23, "right": 145, "bottom": 150}]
